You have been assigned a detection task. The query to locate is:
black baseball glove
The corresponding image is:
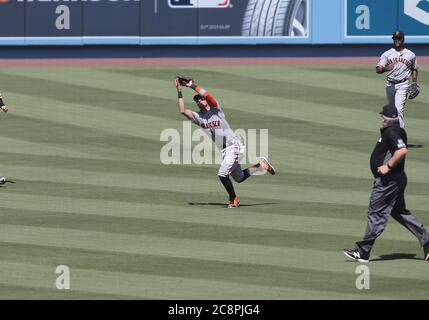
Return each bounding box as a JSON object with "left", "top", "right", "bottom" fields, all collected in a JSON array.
[
  {"left": 407, "top": 82, "right": 420, "bottom": 100},
  {"left": 176, "top": 76, "right": 193, "bottom": 86}
]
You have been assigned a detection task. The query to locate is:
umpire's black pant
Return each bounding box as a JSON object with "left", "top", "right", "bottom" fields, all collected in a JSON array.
[{"left": 356, "top": 172, "right": 429, "bottom": 256}]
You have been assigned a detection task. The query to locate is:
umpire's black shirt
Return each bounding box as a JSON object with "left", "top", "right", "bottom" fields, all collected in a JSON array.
[{"left": 370, "top": 122, "right": 407, "bottom": 178}]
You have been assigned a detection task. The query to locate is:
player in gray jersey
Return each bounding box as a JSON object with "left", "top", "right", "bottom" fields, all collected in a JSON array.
[
  {"left": 0, "top": 93, "right": 9, "bottom": 185},
  {"left": 174, "top": 77, "right": 275, "bottom": 208},
  {"left": 376, "top": 31, "right": 419, "bottom": 128}
]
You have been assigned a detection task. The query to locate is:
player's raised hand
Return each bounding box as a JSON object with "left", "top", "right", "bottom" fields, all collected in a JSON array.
[
  {"left": 1, "top": 105, "right": 8, "bottom": 113},
  {"left": 174, "top": 78, "right": 181, "bottom": 90},
  {"left": 184, "top": 79, "right": 193, "bottom": 87},
  {"left": 177, "top": 76, "right": 194, "bottom": 88}
]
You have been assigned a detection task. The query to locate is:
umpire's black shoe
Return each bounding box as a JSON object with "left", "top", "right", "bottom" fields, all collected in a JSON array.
[
  {"left": 0, "top": 176, "right": 6, "bottom": 185},
  {"left": 343, "top": 249, "right": 369, "bottom": 263},
  {"left": 424, "top": 242, "right": 429, "bottom": 261}
]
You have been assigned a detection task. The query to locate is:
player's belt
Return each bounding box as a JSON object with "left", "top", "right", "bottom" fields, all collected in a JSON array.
[{"left": 387, "top": 78, "right": 408, "bottom": 84}]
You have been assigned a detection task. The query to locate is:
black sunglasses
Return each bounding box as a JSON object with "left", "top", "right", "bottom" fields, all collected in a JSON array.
[{"left": 392, "top": 36, "right": 404, "bottom": 40}]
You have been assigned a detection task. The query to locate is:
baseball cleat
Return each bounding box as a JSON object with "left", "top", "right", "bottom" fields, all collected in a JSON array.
[
  {"left": 227, "top": 196, "right": 240, "bottom": 208},
  {"left": 424, "top": 242, "right": 429, "bottom": 261},
  {"left": 260, "top": 157, "right": 276, "bottom": 175},
  {"left": 0, "top": 176, "right": 6, "bottom": 185},
  {"left": 343, "top": 249, "right": 369, "bottom": 263}
]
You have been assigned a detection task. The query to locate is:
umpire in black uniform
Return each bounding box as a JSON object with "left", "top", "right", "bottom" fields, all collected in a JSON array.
[{"left": 344, "top": 104, "right": 429, "bottom": 262}]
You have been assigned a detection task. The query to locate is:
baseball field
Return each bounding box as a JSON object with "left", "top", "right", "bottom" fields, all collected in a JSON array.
[{"left": 0, "top": 59, "right": 428, "bottom": 299}]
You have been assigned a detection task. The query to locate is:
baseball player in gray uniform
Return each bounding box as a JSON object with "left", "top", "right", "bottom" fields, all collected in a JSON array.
[
  {"left": 0, "top": 93, "right": 9, "bottom": 185},
  {"left": 376, "top": 31, "right": 419, "bottom": 128},
  {"left": 174, "top": 77, "right": 275, "bottom": 208}
]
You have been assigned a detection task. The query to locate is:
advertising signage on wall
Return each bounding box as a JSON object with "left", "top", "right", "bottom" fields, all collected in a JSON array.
[
  {"left": 144, "top": 0, "right": 309, "bottom": 38},
  {"left": 0, "top": 0, "right": 310, "bottom": 45},
  {"left": 345, "top": 0, "right": 429, "bottom": 42}
]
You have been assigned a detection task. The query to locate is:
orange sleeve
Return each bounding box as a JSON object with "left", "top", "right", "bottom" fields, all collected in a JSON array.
[{"left": 195, "top": 86, "right": 218, "bottom": 108}]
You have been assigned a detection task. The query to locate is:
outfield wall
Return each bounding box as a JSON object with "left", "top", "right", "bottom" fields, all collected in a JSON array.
[
  {"left": 1, "top": 0, "right": 429, "bottom": 46},
  {"left": 2, "top": 44, "right": 429, "bottom": 59}
]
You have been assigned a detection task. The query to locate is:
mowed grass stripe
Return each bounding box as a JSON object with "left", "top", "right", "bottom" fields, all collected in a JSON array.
[
  {"left": 3, "top": 67, "right": 429, "bottom": 141},
  {"left": 107, "top": 67, "right": 384, "bottom": 112},
  {"left": 0, "top": 194, "right": 379, "bottom": 240},
  {"left": 189, "top": 65, "right": 386, "bottom": 98},
  {"left": 0, "top": 135, "right": 103, "bottom": 160},
  {"left": 0, "top": 207, "right": 423, "bottom": 253},
  {"left": 3, "top": 96, "right": 429, "bottom": 183},
  {"left": 2, "top": 163, "right": 429, "bottom": 210},
  {"left": 2, "top": 83, "right": 388, "bottom": 156},
  {"left": 2, "top": 113, "right": 161, "bottom": 163},
  {"left": 0, "top": 284, "right": 143, "bottom": 300},
  {"left": 9, "top": 93, "right": 177, "bottom": 142},
  {"left": 0, "top": 224, "right": 427, "bottom": 283},
  {"left": 191, "top": 65, "right": 429, "bottom": 113},
  {"left": 0, "top": 187, "right": 372, "bottom": 221},
  {"left": 107, "top": 66, "right": 429, "bottom": 121},
  {"left": 9, "top": 100, "right": 429, "bottom": 190},
  {"left": 3, "top": 115, "right": 429, "bottom": 185},
  {"left": 185, "top": 65, "right": 429, "bottom": 116},
  {"left": 2, "top": 180, "right": 426, "bottom": 233},
  {"left": 0, "top": 261, "right": 383, "bottom": 300},
  {"left": 0, "top": 69, "right": 176, "bottom": 119},
  {"left": 2, "top": 242, "right": 427, "bottom": 299},
  {"left": 3, "top": 70, "right": 429, "bottom": 167},
  {"left": 3, "top": 130, "right": 429, "bottom": 187}
]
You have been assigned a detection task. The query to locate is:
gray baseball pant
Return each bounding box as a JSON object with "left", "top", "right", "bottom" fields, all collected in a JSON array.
[
  {"left": 386, "top": 81, "right": 408, "bottom": 128},
  {"left": 356, "top": 172, "right": 429, "bottom": 256}
]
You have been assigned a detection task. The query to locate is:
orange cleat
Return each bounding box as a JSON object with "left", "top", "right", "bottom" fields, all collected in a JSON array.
[{"left": 227, "top": 196, "right": 240, "bottom": 208}]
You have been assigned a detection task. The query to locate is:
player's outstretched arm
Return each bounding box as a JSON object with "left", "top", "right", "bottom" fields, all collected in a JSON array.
[
  {"left": 185, "top": 80, "right": 218, "bottom": 108},
  {"left": 174, "top": 79, "right": 194, "bottom": 121},
  {"left": 0, "top": 94, "right": 8, "bottom": 113}
]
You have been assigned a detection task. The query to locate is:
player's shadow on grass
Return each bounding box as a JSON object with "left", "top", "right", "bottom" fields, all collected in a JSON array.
[
  {"left": 370, "top": 253, "right": 419, "bottom": 262},
  {"left": 188, "top": 202, "right": 278, "bottom": 207},
  {"left": 0, "top": 180, "right": 16, "bottom": 188}
]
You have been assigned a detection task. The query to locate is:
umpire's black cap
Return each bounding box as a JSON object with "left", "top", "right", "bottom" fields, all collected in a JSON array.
[
  {"left": 392, "top": 30, "right": 404, "bottom": 40},
  {"left": 380, "top": 104, "right": 398, "bottom": 118}
]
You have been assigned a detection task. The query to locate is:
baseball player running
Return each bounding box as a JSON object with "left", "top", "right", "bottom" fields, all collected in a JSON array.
[
  {"left": 376, "top": 31, "right": 419, "bottom": 128},
  {"left": 0, "top": 93, "right": 8, "bottom": 185},
  {"left": 174, "top": 77, "right": 275, "bottom": 208}
]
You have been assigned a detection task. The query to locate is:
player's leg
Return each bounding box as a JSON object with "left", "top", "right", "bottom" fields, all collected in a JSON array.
[
  {"left": 390, "top": 175, "right": 429, "bottom": 251},
  {"left": 345, "top": 177, "right": 399, "bottom": 261},
  {"left": 229, "top": 142, "right": 275, "bottom": 183},
  {"left": 395, "top": 83, "right": 408, "bottom": 128},
  {"left": 386, "top": 83, "right": 396, "bottom": 107},
  {"left": 231, "top": 159, "right": 275, "bottom": 183},
  {"left": 218, "top": 145, "right": 240, "bottom": 207},
  {"left": 218, "top": 175, "right": 238, "bottom": 207}
]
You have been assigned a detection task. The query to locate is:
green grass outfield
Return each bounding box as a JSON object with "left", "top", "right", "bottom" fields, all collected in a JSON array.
[{"left": 0, "top": 64, "right": 428, "bottom": 299}]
